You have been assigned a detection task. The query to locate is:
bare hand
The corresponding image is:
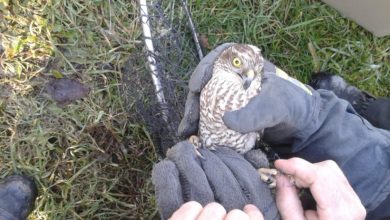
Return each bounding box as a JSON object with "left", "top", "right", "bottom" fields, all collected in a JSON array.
[
  {"left": 275, "top": 158, "right": 366, "bottom": 220},
  {"left": 169, "top": 201, "right": 264, "bottom": 220}
]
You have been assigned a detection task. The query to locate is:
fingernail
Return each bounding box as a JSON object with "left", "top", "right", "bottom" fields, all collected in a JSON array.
[{"left": 244, "top": 204, "right": 259, "bottom": 212}]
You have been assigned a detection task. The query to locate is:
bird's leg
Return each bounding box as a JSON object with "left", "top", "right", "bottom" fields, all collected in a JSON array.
[
  {"left": 258, "top": 168, "right": 278, "bottom": 188},
  {"left": 188, "top": 135, "right": 204, "bottom": 158}
]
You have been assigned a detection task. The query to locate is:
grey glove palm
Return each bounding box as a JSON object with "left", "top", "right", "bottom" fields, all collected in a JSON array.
[{"left": 152, "top": 141, "right": 279, "bottom": 219}]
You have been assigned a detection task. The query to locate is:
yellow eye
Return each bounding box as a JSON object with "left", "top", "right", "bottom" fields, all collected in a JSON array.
[{"left": 232, "top": 57, "right": 241, "bottom": 67}]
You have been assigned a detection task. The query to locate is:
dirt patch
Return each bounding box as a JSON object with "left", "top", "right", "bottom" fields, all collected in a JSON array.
[{"left": 87, "top": 124, "right": 124, "bottom": 163}]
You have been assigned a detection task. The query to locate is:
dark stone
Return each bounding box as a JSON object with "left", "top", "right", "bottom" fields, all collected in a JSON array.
[{"left": 0, "top": 175, "right": 38, "bottom": 220}]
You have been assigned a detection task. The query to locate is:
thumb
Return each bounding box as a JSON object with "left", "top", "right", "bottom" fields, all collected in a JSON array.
[
  {"left": 223, "top": 74, "right": 289, "bottom": 133},
  {"left": 223, "top": 94, "right": 284, "bottom": 133},
  {"left": 275, "top": 174, "right": 306, "bottom": 220}
]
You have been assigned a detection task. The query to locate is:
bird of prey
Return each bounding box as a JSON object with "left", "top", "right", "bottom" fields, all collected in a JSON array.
[
  {"left": 198, "top": 44, "right": 264, "bottom": 153},
  {"left": 189, "top": 43, "right": 278, "bottom": 186}
]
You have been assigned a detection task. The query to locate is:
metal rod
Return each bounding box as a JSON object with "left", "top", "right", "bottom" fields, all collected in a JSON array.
[
  {"left": 139, "top": 0, "right": 168, "bottom": 123},
  {"left": 139, "top": 0, "right": 179, "bottom": 150}
]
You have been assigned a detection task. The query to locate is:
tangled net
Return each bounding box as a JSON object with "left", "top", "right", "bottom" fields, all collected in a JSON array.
[{"left": 123, "top": 0, "right": 203, "bottom": 157}]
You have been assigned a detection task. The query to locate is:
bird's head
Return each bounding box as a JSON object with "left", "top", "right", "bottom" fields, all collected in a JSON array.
[{"left": 213, "top": 44, "right": 264, "bottom": 90}]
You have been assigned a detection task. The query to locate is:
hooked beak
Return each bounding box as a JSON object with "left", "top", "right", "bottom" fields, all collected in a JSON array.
[{"left": 243, "top": 69, "right": 255, "bottom": 90}]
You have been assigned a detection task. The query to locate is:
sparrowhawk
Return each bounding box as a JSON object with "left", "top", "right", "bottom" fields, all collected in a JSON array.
[{"left": 198, "top": 44, "right": 264, "bottom": 153}]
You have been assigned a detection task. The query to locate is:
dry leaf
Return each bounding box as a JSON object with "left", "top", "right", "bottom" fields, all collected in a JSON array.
[
  {"left": 46, "top": 78, "right": 89, "bottom": 107},
  {"left": 198, "top": 33, "right": 211, "bottom": 49}
]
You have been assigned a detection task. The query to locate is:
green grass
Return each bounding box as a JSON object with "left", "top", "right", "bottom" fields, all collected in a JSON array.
[
  {"left": 191, "top": 0, "right": 390, "bottom": 96},
  {"left": 1, "top": 0, "right": 157, "bottom": 219},
  {"left": 0, "top": 0, "right": 389, "bottom": 219}
]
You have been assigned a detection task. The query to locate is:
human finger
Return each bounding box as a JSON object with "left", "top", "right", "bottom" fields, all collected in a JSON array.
[
  {"left": 224, "top": 209, "right": 250, "bottom": 220},
  {"left": 276, "top": 158, "right": 366, "bottom": 220},
  {"left": 197, "top": 202, "right": 226, "bottom": 220},
  {"left": 276, "top": 159, "right": 359, "bottom": 208},
  {"left": 274, "top": 158, "right": 318, "bottom": 188},
  {"left": 275, "top": 174, "right": 305, "bottom": 220},
  {"left": 304, "top": 210, "right": 319, "bottom": 220},
  {"left": 243, "top": 204, "right": 264, "bottom": 220},
  {"left": 169, "top": 201, "right": 203, "bottom": 220},
  {"left": 275, "top": 158, "right": 349, "bottom": 205}
]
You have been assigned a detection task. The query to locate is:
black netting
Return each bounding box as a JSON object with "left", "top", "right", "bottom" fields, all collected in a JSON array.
[{"left": 122, "top": 0, "right": 202, "bottom": 157}]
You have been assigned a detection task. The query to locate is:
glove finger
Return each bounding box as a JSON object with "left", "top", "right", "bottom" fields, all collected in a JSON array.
[
  {"left": 244, "top": 148, "right": 270, "bottom": 169},
  {"left": 223, "top": 74, "right": 287, "bottom": 133},
  {"left": 166, "top": 141, "right": 214, "bottom": 205},
  {"left": 198, "top": 148, "right": 247, "bottom": 211},
  {"left": 152, "top": 160, "right": 184, "bottom": 220},
  {"left": 213, "top": 147, "right": 280, "bottom": 220},
  {"left": 189, "top": 43, "right": 235, "bottom": 93},
  {"left": 179, "top": 43, "right": 236, "bottom": 138},
  {"left": 178, "top": 92, "right": 200, "bottom": 138}
]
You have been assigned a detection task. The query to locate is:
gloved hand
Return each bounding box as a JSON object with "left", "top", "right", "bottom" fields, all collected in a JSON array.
[
  {"left": 177, "top": 43, "right": 315, "bottom": 148},
  {"left": 222, "top": 69, "right": 319, "bottom": 148},
  {"left": 178, "top": 43, "right": 235, "bottom": 138},
  {"left": 221, "top": 61, "right": 390, "bottom": 212},
  {"left": 152, "top": 141, "right": 279, "bottom": 220}
]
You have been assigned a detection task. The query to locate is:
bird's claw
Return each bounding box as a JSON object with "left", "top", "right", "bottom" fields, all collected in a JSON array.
[
  {"left": 189, "top": 135, "right": 200, "bottom": 147},
  {"left": 258, "top": 168, "right": 297, "bottom": 188},
  {"left": 189, "top": 135, "right": 204, "bottom": 158},
  {"left": 258, "top": 168, "right": 278, "bottom": 188}
]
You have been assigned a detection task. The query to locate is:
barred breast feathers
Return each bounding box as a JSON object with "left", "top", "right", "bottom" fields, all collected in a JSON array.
[{"left": 199, "top": 69, "right": 262, "bottom": 153}]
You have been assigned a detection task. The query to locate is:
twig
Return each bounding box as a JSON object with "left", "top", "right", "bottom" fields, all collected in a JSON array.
[{"left": 181, "top": 0, "right": 204, "bottom": 60}]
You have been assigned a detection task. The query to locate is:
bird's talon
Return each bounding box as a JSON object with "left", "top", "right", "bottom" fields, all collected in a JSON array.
[
  {"left": 189, "top": 135, "right": 205, "bottom": 158},
  {"left": 189, "top": 135, "right": 201, "bottom": 148},
  {"left": 258, "top": 168, "right": 278, "bottom": 188},
  {"left": 195, "top": 149, "right": 205, "bottom": 159}
]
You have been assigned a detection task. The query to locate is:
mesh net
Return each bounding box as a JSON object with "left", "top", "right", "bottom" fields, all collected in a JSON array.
[{"left": 122, "top": 0, "right": 202, "bottom": 157}]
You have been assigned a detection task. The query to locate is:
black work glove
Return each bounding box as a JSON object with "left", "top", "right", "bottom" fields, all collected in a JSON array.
[{"left": 152, "top": 141, "right": 279, "bottom": 220}]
